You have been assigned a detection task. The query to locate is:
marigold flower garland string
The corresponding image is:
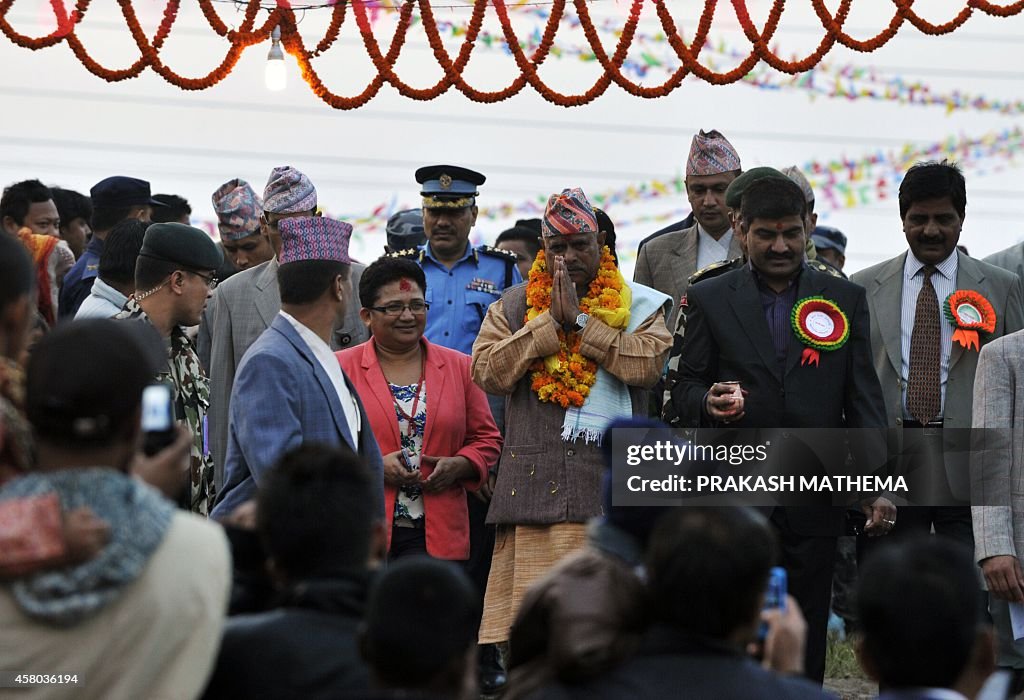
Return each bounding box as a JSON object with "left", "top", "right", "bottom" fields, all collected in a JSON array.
[
  {"left": 524, "top": 246, "right": 626, "bottom": 409},
  {"left": 2, "top": 0, "right": 1023, "bottom": 108}
]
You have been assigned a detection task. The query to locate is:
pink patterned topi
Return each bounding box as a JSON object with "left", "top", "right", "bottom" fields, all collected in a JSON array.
[{"left": 278, "top": 216, "right": 353, "bottom": 265}]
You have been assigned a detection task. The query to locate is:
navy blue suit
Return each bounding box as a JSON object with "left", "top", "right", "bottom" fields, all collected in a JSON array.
[{"left": 212, "top": 315, "right": 384, "bottom": 519}]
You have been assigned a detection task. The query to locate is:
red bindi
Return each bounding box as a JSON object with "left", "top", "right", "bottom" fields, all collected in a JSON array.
[
  {"left": 775, "top": 221, "right": 783, "bottom": 232},
  {"left": 399, "top": 278, "right": 412, "bottom": 291}
]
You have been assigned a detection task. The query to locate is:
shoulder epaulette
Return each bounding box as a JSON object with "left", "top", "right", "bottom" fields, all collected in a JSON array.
[
  {"left": 688, "top": 257, "right": 743, "bottom": 286},
  {"left": 386, "top": 248, "right": 422, "bottom": 261},
  {"left": 808, "top": 259, "right": 845, "bottom": 279},
  {"left": 478, "top": 245, "right": 518, "bottom": 287},
  {"left": 478, "top": 245, "right": 518, "bottom": 263}
]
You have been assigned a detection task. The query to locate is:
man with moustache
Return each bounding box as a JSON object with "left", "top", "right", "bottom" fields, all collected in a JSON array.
[
  {"left": 850, "top": 161, "right": 1024, "bottom": 548},
  {"left": 670, "top": 177, "right": 891, "bottom": 682},
  {"left": 393, "top": 165, "right": 521, "bottom": 356}
]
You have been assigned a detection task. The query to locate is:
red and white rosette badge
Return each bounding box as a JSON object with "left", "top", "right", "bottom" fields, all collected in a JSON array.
[
  {"left": 944, "top": 290, "right": 996, "bottom": 351},
  {"left": 791, "top": 297, "right": 850, "bottom": 367}
]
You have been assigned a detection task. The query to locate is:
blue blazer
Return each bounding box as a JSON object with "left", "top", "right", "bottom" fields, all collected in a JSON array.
[{"left": 212, "top": 314, "right": 384, "bottom": 518}]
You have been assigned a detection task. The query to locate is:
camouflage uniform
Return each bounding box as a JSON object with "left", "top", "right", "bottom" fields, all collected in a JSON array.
[
  {"left": 116, "top": 298, "right": 215, "bottom": 515},
  {"left": 661, "top": 257, "right": 843, "bottom": 426}
]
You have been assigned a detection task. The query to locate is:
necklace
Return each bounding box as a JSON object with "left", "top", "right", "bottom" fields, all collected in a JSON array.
[{"left": 384, "top": 352, "right": 425, "bottom": 438}]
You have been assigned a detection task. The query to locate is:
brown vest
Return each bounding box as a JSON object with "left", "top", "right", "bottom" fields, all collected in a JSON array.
[{"left": 486, "top": 285, "right": 649, "bottom": 526}]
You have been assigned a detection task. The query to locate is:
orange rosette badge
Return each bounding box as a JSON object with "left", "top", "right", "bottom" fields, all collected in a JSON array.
[
  {"left": 790, "top": 297, "right": 850, "bottom": 367},
  {"left": 944, "top": 290, "right": 996, "bottom": 351}
]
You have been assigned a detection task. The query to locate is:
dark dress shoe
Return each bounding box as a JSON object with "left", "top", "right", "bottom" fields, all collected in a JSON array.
[{"left": 478, "top": 643, "right": 507, "bottom": 695}]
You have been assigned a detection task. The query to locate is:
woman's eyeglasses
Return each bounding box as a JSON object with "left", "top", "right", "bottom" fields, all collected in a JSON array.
[{"left": 368, "top": 301, "right": 429, "bottom": 316}]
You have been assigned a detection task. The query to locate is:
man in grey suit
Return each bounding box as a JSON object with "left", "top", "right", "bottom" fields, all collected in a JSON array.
[
  {"left": 198, "top": 166, "right": 368, "bottom": 488},
  {"left": 633, "top": 129, "right": 744, "bottom": 330},
  {"left": 972, "top": 327, "right": 1024, "bottom": 692},
  {"left": 984, "top": 241, "right": 1024, "bottom": 281},
  {"left": 851, "top": 161, "right": 1024, "bottom": 546}
]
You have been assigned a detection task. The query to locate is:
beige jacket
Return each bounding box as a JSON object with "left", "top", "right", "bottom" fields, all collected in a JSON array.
[
  {"left": 472, "top": 283, "right": 671, "bottom": 524},
  {"left": 633, "top": 223, "right": 743, "bottom": 331},
  {"left": 0, "top": 513, "right": 231, "bottom": 700}
]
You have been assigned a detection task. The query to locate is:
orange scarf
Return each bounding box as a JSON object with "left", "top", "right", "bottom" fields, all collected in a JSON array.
[{"left": 16, "top": 228, "right": 59, "bottom": 326}]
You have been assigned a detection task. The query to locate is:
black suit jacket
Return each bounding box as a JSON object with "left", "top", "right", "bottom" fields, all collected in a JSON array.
[
  {"left": 670, "top": 264, "right": 888, "bottom": 535},
  {"left": 526, "top": 625, "right": 829, "bottom": 700},
  {"left": 203, "top": 576, "right": 371, "bottom": 699}
]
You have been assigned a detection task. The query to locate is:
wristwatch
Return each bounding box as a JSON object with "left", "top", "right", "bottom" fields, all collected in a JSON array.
[{"left": 573, "top": 313, "right": 590, "bottom": 331}]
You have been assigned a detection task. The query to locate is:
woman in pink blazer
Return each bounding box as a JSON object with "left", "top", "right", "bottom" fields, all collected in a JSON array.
[{"left": 337, "top": 257, "right": 501, "bottom": 560}]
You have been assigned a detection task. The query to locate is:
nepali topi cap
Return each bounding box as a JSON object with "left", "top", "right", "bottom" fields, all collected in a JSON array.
[
  {"left": 212, "top": 179, "right": 264, "bottom": 241},
  {"left": 686, "top": 130, "right": 742, "bottom": 177},
  {"left": 780, "top": 165, "right": 815, "bottom": 204},
  {"left": 139, "top": 223, "right": 224, "bottom": 271},
  {"left": 541, "top": 187, "right": 598, "bottom": 238},
  {"left": 263, "top": 166, "right": 317, "bottom": 215},
  {"left": 416, "top": 165, "right": 485, "bottom": 210},
  {"left": 278, "top": 216, "right": 353, "bottom": 265}
]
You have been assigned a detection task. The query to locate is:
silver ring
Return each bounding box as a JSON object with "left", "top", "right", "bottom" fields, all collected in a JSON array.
[{"left": 883, "top": 519, "right": 896, "bottom": 526}]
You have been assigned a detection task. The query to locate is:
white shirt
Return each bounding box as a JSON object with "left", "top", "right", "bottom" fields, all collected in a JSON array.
[
  {"left": 900, "top": 251, "right": 958, "bottom": 420},
  {"left": 279, "top": 311, "right": 361, "bottom": 443},
  {"left": 75, "top": 278, "right": 128, "bottom": 319},
  {"left": 696, "top": 223, "right": 734, "bottom": 271}
]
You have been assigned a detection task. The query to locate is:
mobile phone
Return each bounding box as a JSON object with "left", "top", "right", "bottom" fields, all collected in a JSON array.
[
  {"left": 141, "top": 384, "right": 176, "bottom": 456},
  {"left": 759, "top": 566, "right": 788, "bottom": 641},
  {"left": 399, "top": 447, "right": 414, "bottom": 470}
]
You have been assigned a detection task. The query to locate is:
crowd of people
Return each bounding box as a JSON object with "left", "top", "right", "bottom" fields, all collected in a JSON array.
[{"left": 2, "top": 128, "right": 1024, "bottom": 699}]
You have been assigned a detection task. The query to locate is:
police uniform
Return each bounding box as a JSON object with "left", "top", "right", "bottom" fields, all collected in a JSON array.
[
  {"left": 115, "top": 223, "right": 223, "bottom": 516},
  {"left": 60, "top": 176, "right": 164, "bottom": 319},
  {"left": 391, "top": 165, "right": 521, "bottom": 355}
]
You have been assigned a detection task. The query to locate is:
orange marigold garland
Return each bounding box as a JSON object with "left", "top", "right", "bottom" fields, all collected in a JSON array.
[
  {"left": 944, "top": 290, "right": 996, "bottom": 351},
  {"left": 2, "top": 0, "right": 1023, "bottom": 108},
  {"left": 524, "top": 246, "right": 626, "bottom": 408}
]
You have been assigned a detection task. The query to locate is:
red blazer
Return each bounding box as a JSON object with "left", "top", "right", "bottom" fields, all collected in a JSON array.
[{"left": 337, "top": 338, "right": 502, "bottom": 559}]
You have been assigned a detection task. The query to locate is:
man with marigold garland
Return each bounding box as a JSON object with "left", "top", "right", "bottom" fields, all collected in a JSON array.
[{"left": 471, "top": 187, "right": 672, "bottom": 649}]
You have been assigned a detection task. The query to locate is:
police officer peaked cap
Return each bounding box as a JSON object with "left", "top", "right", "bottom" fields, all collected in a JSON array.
[
  {"left": 415, "top": 165, "right": 486, "bottom": 199},
  {"left": 90, "top": 176, "right": 164, "bottom": 209}
]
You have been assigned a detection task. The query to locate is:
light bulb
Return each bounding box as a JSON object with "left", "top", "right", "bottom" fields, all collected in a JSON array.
[
  {"left": 265, "top": 27, "right": 286, "bottom": 92},
  {"left": 265, "top": 57, "right": 286, "bottom": 91}
]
